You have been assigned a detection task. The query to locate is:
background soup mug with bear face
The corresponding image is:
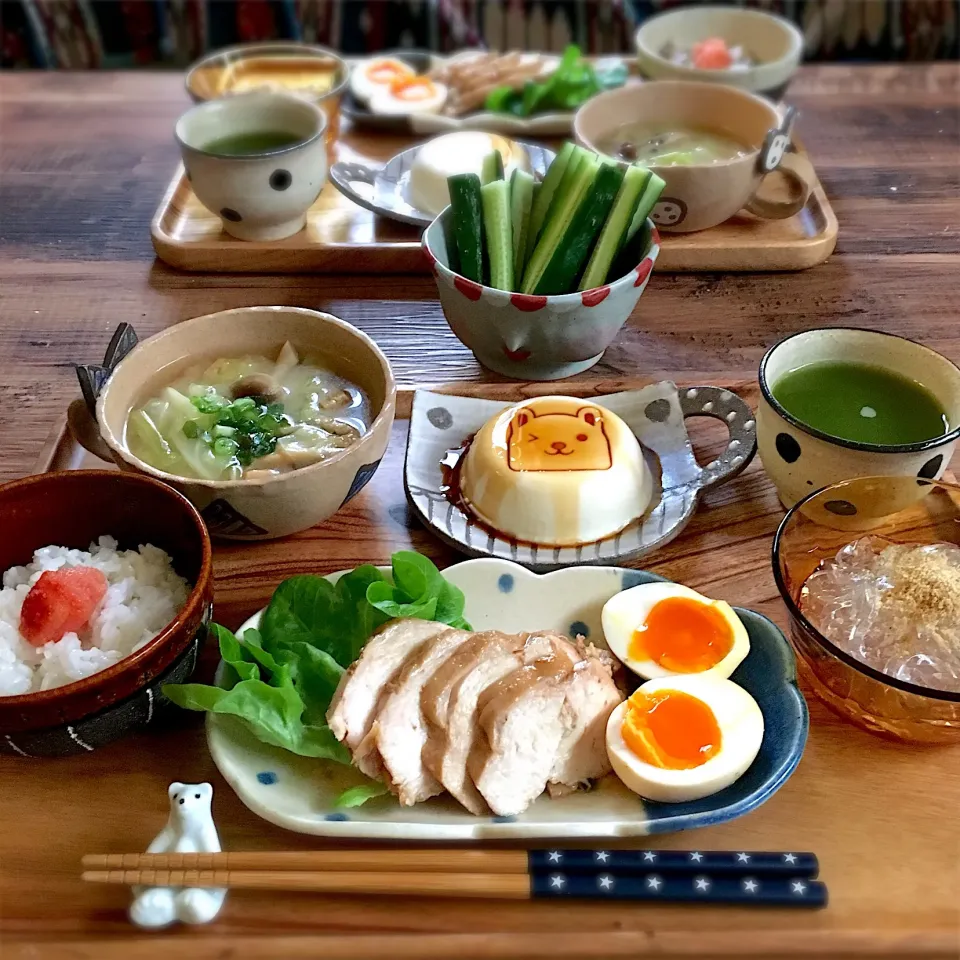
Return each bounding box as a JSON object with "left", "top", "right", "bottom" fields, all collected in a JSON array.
[
  {"left": 175, "top": 91, "right": 327, "bottom": 241},
  {"left": 757, "top": 328, "right": 960, "bottom": 514},
  {"left": 574, "top": 81, "right": 814, "bottom": 233}
]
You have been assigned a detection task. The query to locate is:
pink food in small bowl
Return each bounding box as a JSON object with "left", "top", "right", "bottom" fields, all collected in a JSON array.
[{"left": 422, "top": 208, "right": 661, "bottom": 382}]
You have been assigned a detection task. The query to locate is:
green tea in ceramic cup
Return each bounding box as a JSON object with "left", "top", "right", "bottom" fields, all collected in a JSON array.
[
  {"left": 757, "top": 328, "right": 960, "bottom": 511},
  {"left": 771, "top": 360, "right": 949, "bottom": 447}
]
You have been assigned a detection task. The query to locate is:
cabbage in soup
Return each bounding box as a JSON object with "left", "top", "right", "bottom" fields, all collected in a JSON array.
[
  {"left": 600, "top": 125, "right": 750, "bottom": 166},
  {"left": 126, "top": 342, "right": 370, "bottom": 481}
]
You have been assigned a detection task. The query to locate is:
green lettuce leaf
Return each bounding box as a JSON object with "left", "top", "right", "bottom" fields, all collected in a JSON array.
[
  {"left": 163, "top": 677, "right": 349, "bottom": 763},
  {"left": 336, "top": 781, "right": 391, "bottom": 808}
]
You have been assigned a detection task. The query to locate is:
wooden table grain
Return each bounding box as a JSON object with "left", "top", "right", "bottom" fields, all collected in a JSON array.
[{"left": 1, "top": 65, "right": 959, "bottom": 959}]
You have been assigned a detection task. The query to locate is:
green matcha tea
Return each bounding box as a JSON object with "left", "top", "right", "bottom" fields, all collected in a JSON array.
[
  {"left": 772, "top": 360, "right": 949, "bottom": 446},
  {"left": 202, "top": 130, "right": 303, "bottom": 155}
]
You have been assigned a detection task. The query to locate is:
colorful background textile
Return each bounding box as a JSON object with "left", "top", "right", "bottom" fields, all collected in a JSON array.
[{"left": 2, "top": 1, "right": 958, "bottom": 68}]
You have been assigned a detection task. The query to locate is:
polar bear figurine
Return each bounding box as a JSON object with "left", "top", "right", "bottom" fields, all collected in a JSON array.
[{"left": 128, "top": 782, "right": 227, "bottom": 929}]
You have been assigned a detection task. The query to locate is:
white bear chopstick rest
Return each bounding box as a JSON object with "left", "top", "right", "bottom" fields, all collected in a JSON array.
[{"left": 129, "top": 782, "right": 227, "bottom": 928}]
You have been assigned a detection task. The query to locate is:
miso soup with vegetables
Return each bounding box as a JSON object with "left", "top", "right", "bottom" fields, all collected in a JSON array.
[{"left": 126, "top": 342, "right": 370, "bottom": 481}]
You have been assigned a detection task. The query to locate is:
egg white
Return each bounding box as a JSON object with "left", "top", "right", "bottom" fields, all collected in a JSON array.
[
  {"left": 606, "top": 674, "right": 764, "bottom": 803},
  {"left": 367, "top": 81, "right": 448, "bottom": 116},
  {"left": 349, "top": 57, "right": 415, "bottom": 103},
  {"left": 601, "top": 582, "right": 749, "bottom": 681}
]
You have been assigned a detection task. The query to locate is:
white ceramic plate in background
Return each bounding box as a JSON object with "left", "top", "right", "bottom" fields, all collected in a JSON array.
[{"left": 330, "top": 141, "right": 554, "bottom": 227}]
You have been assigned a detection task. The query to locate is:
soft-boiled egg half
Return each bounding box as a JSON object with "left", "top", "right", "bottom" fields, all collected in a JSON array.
[
  {"left": 349, "top": 57, "right": 416, "bottom": 103},
  {"left": 408, "top": 132, "right": 532, "bottom": 216},
  {"left": 602, "top": 582, "right": 749, "bottom": 681},
  {"left": 368, "top": 76, "right": 448, "bottom": 117},
  {"left": 606, "top": 674, "right": 764, "bottom": 803}
]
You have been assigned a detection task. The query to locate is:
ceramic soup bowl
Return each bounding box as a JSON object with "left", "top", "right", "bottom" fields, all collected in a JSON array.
[
  {"left": 71, "top": 307, "right": 396, "bottom": 540},
  {"left": 757, "top": 328, "right": 960, "bottom": 511},
  {"left": 635, "top": 5, "right": 803, "bottom": 100},
  {"left": 422, "top": 209, "right": 660, "bottom": 382},
  {"left": 574, "top": 81, "right": 814, "bottom": 234},
  {"left": 176, "top": 91, "right": 328, "bottom": 241},
  {"left": 0, "top": 471, "right": 212, "bottom": 757}
]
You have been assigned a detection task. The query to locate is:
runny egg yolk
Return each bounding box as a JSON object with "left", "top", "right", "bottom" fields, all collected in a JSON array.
[
  {"left": 629, "top": 595, "right": 734, "bottom": 673},
  {"left": 367, "top": 61, "right": 413, "bottom": 86},
  {"left": 621, "top": 689, "right": 721, "bottom": 770},
  {"left": 389, "top": 76, "right": 439, "bottom": 102}
]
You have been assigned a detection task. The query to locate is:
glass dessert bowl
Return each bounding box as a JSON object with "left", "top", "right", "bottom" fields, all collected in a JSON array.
[{"left": 773, "top": 476, "right": 960, "bottom": 743}]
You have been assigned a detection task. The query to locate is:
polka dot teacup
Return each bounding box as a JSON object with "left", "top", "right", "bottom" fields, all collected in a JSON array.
[
  {"left": 175, "top": 91, "right": 327, "bottom": 241},
  {"left": 757, "top": 328, "right": 960, "bottom": 514}
]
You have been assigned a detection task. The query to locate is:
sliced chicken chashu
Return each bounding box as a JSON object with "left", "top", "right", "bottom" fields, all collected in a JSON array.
[
  {"left": 421, "top": 631, "right": 525, "bottom": 815},
  {"left": 549, "top": 645, "right": 623, "bottom": 788},
  {"left": 468, "top": 634, "right": 580, "bottom": 817},
  {"left": 368, "top": 626, "right": 473, "bottom": 806},
  {"left": 326, "top": 619, "right": 449, "bottom": 777}
]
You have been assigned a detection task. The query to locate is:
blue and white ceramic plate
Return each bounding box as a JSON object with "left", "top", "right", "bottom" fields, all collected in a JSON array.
[{"left": 207, "top": 559, "right": 808, "bottom": 840}]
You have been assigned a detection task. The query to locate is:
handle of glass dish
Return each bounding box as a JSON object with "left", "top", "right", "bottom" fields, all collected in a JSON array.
[{"left": 680, "top": 386, "right": 757, "bottom": 492}]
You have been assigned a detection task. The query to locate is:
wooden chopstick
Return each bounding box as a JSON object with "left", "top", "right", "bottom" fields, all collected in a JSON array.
[
  {"left": 82, "top": 849, "right": 528, "bottom": 874},
  {"left": 82, "top": 849, "right": 819, "bottom": 879},
  {"left": 82, "top": 867, "right": 827, "bottom": 907}
]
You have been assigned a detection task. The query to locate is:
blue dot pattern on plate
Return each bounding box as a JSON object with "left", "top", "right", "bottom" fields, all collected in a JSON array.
[
  {"left": 569, "top": 620, "right": 590, "bottom": 639},
  {"left": 325, "top": 812, "right": 351, "bottom": 822},
  {"left": 256, "top": 771, "right": 278, "bottom": 785},
  {"left": 498, "top": 573, "right": 514, "bottom": 593},
  {"left": 492, "top": 815, "right": 517, "bottom": 823}
]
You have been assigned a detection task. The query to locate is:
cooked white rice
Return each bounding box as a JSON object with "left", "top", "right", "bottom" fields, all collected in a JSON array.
[{"left": 0, "top": 536, "right": 190, "bottom": 696}]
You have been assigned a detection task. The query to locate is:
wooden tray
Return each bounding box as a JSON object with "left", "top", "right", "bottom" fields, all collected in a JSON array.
[
  {"left": 19, "top": 378, "right": 958, "bottom": 958},
  {"left": 151, "top": 137, "right": 837, "bottom": 274}
]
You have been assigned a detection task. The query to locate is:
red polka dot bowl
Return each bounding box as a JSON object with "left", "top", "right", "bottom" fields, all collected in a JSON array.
[{"left": 422, "top": 208, "right": 660, "bottom": 381}]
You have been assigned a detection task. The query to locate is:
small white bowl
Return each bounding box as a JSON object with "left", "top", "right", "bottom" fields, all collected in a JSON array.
[
  {"left": 176, "top": 91, "right": 328, "bottom": 241},
  {"left": 635, "top": 6, "right": 803, "bottom": 99}
]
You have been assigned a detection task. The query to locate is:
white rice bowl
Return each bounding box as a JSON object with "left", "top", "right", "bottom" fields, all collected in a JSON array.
[{"left": 0, "top": 537, "right": 190, "bottom": 696}]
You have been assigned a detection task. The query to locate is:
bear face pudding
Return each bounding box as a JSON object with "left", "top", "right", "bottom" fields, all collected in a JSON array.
[{"left": 458, "top": 396, "right": 653, "bottom": 546}]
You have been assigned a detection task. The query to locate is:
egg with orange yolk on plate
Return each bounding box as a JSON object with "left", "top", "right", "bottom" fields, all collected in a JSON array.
[
  {"left": 367, "top": 75, "right": 448, "bottom": 116},
  {"left": 349, "top": 57, "right": 416, "bottom": 103},
  {"left": 606, "top": 675, "right": 764, "bottom": 803},
  {"left": 601, "top": 582, "right": 749, "bottom": 681}
]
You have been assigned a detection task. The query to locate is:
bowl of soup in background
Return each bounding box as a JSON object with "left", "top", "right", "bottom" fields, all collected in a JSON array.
[
  {"left": 176, "top": 91, "right": 328, "bottom": 241},
  {"left": 573, "top": 81, "right": 814, "bottom": 233},
  {"left": 635, "top": 6, "right": 803, "bottom": 100},
  {"left": 70, "top": 307, "right": 396, "bottom": 540},
  {"left": 758, "top": 328, "right": 960, "bottom": 511},
  {"left": 185, "top": 41, "right": 349, "bottom": 155}
]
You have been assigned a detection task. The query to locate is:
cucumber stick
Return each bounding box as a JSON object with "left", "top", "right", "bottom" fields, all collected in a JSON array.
[
  {"left": 525, "top": 141, "right": 576, "bottom": 256},
  {"left": 481, "top": 179, "right": 514, "bottom": 291},
  {"left": 608, "top": 168, "right": 667, "bottom": 282},
  {"left": 624, "top": 170, "right": 667, "bottom": 245},
  {"left": 509, "top": 169, "right": 535, "bottom": 282},
  {"left": 530, "top": 161, "right": 625, "bottom": 296},
  {"left": 521, "top": 153, "right": 601, "bottom": 295},
  {"left": 578, "top": 165, "right": 651, "bottom": 291},
  {"left": 447, "top": 173, "right": 484, "bottom": 284},
  {"left": 480, "top": 150, "right": 505, "bottom": 184}
]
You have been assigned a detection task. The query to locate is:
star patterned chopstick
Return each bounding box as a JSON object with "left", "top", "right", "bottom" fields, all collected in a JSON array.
[
  {"left": 532, "top": 870, "right": 827, "bottom": 906},
  {"left": 529, "top": 849, "right": 819, "bottom": 878}
]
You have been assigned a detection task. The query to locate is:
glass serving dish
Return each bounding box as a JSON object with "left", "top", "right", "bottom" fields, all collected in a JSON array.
[
  {"left": 185, "top": 42, "right": 349, "bottom": 155},
  {"left": 773, "top": 476, "right": 960, "bottom": 743}
]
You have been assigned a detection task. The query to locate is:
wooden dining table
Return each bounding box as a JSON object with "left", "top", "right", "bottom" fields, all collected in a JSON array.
[{"left": 1, "top": 63, "right": 959, "bottom": 959}]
